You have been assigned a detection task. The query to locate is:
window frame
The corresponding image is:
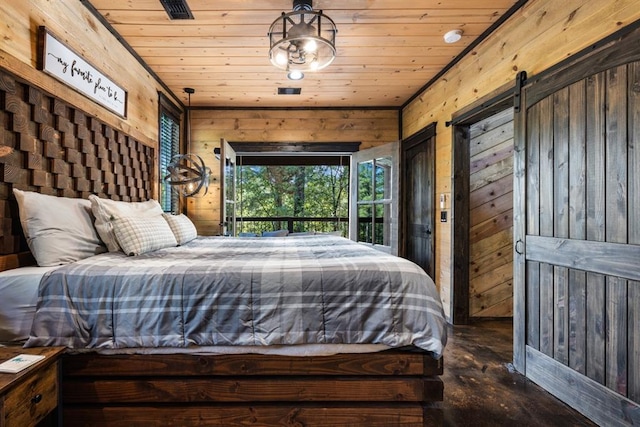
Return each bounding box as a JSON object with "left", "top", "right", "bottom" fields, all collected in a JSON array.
[{"left": 158, "top": 92, "right": 183, "bottom": 213}]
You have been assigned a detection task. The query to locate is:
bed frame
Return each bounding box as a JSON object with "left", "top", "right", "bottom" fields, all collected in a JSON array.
[
  {"left": 0, "top": 68, "right": 444, "bottom": 426},
  {"left": 61, "top": 350, "right": 443, "bottom": 426}
]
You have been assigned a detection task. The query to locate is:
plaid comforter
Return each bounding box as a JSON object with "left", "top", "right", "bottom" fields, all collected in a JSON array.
[{"left": 25, "top": 235, "right": 447, "bottom": 357}]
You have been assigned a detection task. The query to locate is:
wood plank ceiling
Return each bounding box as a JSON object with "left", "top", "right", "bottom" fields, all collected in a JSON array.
[{"left": 85, "top": 0, "right": 521, "bottom": 108}]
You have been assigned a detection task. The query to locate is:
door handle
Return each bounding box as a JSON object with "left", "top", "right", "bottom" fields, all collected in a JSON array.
[{"left": 515, "top": 239, "right": 524, "bottom": 255}]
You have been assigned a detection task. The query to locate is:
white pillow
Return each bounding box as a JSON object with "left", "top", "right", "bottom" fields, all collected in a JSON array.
[
  {"left": 88, "top": 195, "right": 163, "bottom": 252},
  {"left": 162, "top": 213, "right": 197, "bottom": 245},
  {"left": 12, "top": 189, "right": 106, "bottom": 266},
  {"left": 112, "top": 215, "right": 177, "bottom": 256}
]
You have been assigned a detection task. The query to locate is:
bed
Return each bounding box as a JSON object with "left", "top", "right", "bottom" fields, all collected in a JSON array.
[
  {"left": 0, "top": 71, "right": 446, "bottom": 426},
  {"left": 1, "top": 193, "right": 447, "bottom": 427}
]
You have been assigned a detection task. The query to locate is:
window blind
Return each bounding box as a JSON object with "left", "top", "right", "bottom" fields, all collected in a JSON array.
[{"left": 159, "top": 110, "right": 180, "bottom": 212}]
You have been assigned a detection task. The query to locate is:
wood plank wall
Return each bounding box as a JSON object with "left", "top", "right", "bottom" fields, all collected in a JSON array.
[
  {"left": 468, "top": 108, "right": 514, "bottom": 317},
  {"left": 187, "top": 109, "right": 399, "bottom": 236},
  {"left": 0, "top": 0, "right": 182, "bottom": 269},
  {"left": 0, "top": 0, "right": 179, "bottom": 151},
  {"left": 0, "top": 68, "right": 155, "bottom": 269},
  {"left": 401, "top": 0, "right": 640, "bottom": 320}
]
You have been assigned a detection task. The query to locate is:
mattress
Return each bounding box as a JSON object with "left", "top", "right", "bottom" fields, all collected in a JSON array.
[
  {"left": 0, "top": 265, "right": 60, "bottom": 343},
  {"left": 26, "top": 235, "right": 447, "bottom": 357}
]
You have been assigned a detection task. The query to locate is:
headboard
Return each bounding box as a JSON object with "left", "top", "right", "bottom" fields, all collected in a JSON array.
[{"left": 0, "top": 67, "right": 155, "bottom": 270}]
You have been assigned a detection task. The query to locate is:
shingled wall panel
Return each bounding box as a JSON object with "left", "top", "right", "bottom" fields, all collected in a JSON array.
[{"left": 0, "top": 68, "right": 155, "bottom": 255}]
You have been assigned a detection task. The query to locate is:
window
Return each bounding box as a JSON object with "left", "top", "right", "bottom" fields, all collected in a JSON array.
[
  {"left": 158, "top": 93, "right": 181, "bottom": 213},
  {"left": 221, "top": 142, "right": 355, "bottom": 237},
  {"left": 349, "top": 142, "right": 399, "bottom": 254},
  {"left": 356, "top": 156, "right": 393, "bottom": 245},
  {"left": 235, "top": 162, "right": 349, "bottom": 236}
]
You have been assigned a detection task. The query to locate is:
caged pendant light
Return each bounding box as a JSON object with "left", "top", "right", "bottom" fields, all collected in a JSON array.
[
  {"left": 164, "top": 88, "right": 211, "bottom": 197},
  {"left": 268, "top": 0, "right": 337, "bottom": 77}
]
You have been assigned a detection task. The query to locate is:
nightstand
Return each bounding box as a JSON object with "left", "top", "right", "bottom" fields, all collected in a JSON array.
[{"left": 0, "top": 346, "right": 65, "bottom": 427}]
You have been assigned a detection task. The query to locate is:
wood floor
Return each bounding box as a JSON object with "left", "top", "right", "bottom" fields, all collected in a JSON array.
[{"left": 442, "top": 320, "right": 597, "bottom": 426}]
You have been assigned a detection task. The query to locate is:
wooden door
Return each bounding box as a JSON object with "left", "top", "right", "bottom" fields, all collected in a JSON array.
[
  {"left": 513, "top": 26, "right": 640, "bottom": 425},
  {"left": 468, "top": 108, "right": 514, "bottom": 317},
  {"left": 402, "top": 123, "right": 435, "bottom": 279}
]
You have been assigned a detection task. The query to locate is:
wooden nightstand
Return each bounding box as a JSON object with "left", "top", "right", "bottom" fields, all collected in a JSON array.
[{"left": 0, "top": 347, "right": 65, "bottom": 427}]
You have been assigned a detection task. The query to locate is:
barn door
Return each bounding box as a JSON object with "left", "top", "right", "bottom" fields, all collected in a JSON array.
[{"left": 513, "top": 27, "right": 640, "bottom": 425}]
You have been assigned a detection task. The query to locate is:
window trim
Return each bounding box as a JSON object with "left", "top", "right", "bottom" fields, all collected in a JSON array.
[{"left": 158, "top": 92, "right": 183, "bottom": 213}]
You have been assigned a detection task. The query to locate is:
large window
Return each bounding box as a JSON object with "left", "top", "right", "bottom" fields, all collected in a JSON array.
[
  {"left": 158, "top": 94, "right": 181, "bottom": 213},
  {"left": 235, "top": 162, "right": 349, "bottom": 236},
  {"left": 220, "top": 143, "right": 357, "bottom": 237}
]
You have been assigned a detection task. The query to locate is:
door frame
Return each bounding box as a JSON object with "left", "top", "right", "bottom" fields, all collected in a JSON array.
[
  {"left": 449, "top": 86, "right": 517, "bottom": 324},
  {"left": 400, "top": 123, "right": 436, "bottom": 278}
]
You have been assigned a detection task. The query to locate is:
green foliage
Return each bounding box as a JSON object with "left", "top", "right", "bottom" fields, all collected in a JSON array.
[{"left": 236, "top": 165, "right": 349, "bottom": 235}]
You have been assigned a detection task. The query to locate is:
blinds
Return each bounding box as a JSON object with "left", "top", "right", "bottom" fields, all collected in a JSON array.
[{"left": 159, "top": 111, "right": 180, "bottom": 212}]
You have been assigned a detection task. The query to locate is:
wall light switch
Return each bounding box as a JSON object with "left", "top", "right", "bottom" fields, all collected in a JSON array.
[
  {"left": 440, "top": 194, "right": 446, "bottom": 210},
  {"left": 440, "top": 211, "right": 447, "bottom": 222}
]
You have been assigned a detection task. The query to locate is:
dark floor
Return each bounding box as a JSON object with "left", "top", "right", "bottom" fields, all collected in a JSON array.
[{"left": 441, "top": 320, "right": 597, "bottom": 427}]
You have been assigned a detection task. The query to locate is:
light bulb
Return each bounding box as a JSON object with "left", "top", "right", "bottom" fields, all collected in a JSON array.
[
  {"left": 305, "top": 39, "right": 317, "bottom": 53},
  {"left": 276, "top": 52, "right": 288, "bottom": 65}
]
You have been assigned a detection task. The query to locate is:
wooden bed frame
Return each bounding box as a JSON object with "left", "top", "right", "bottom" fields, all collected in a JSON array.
[
  {"left": 61, "top": 350, "right": 443, "bottom": 426},
  {"left": 0, "top": 68, "right": 445, "bottom": 426}
]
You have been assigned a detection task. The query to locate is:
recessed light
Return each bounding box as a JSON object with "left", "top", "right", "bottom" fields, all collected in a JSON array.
[
  {"left": 287, "top": 70, "right": 304, "bottom": 80},
  {"left": 444, "top": 29, "right": 463, "bottom": 44}
]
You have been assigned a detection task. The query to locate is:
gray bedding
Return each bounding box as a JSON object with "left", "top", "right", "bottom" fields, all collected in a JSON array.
[{"left": 25, "top": 235, "right": 447, "bottom": 357}]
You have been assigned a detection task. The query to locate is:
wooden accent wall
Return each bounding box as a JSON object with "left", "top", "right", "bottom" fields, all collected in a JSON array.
[
  {"left": 402, "top": 0, "right": 640, "bottom": 319},
  {"left": 187, "top": 109, "right": 399, "bottom": 235},
  {"left": 0, "top": 68, "right": 155, "bottom": 269},
  {"left": 0, "top": 0, "right": 180, "bottom": 148},
  {"left": 468, "top": 108, "right": 514, "bottom": 317}
]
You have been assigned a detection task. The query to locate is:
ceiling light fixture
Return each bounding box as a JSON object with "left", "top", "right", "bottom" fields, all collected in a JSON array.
[
  {"left": 268, "top": 0, "right": 337, "bottom": 73},
  {"left": 443, "top": 29, "right": 463, "bottom": 44}
]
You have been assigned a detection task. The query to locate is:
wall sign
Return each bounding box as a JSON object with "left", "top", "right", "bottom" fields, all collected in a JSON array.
[{"left": 38, "top": 27, "right": 127, "bottom": 118}]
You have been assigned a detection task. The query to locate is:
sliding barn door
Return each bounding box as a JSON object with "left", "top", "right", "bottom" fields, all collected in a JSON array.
[{"left": 514, "top": 27, "right": 640, "bottom": 425}]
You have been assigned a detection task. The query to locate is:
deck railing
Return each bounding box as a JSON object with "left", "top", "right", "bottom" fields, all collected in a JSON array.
[{"left": 232, "top": 216, "right": 349, "bottom": 237}]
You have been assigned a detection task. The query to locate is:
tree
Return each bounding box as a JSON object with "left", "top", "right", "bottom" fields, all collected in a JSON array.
[{"left": 237, "top": 164, "right": 349, "bottom": 235}]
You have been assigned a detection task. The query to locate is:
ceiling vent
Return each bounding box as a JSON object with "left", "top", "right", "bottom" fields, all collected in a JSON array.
[
  {"left": 278, "top": 88, "right": 302, "bottom": 95},
  {"left": 159, "top": 0, "right": 194, "bottom": 20}
]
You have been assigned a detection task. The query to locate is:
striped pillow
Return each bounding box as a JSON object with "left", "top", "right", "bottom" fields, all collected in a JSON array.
[
  {"left": 113, "top": 215, "right": 177, "bottom": 256},
  {"left": 162, "top": 213, "right": 197, "bottom": 245}
]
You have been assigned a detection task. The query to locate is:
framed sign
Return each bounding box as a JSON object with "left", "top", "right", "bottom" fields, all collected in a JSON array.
[{"left": 37, "top": 26, "right": 128, "bottom": 118}]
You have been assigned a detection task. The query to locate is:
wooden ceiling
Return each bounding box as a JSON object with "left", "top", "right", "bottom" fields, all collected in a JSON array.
[{"left": 85, "top": 0, "right": 522, "bottom": 108}]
